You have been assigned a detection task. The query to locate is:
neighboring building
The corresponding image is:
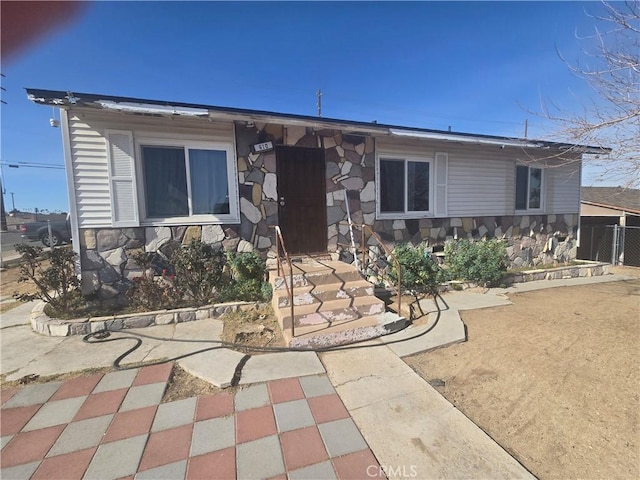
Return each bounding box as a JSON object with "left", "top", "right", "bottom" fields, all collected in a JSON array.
[
  {"left": 28, "top": 89, "right": 604, "bottom": 301},
  {"left": 579, "top": 187, "right": 640, "bottom": 266}
]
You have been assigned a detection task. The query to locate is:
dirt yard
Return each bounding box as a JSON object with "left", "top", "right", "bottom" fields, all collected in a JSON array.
[
  {"left": 0, "top": 263, "right": 40, "bottom": 313},
  {"left": 406, "top": 275, "right": 640, "bottom": 480}
]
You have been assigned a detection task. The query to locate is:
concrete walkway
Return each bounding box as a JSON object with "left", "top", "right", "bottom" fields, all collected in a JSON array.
[
  {"left": 1, "top": 273, "right": 635, "bottom": 479},
  {"left": 1, "top": 307, "right": 324, "bottom": 385},
  {"left": 321, "top": 346, "right": 534, "bottom": 479}
]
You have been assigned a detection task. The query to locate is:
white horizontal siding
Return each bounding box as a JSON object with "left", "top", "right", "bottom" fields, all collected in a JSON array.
[
  {"left": 67, "top": 109, "right": 233, "bottom": 228},
  {"left": 545, "top": 161, "right": 581, "bottom": 214},
  {"left": 68, "top": 115, "right": 111, "bottom": 228},
  {"left": 377, "top": 136, "right": 581, "bottom": 217},
  {"left": 378, "top": 137, "right": 514, "bottom": 217},
  {"left": 447, "top": 154, "right": 513, "bottom": 216}
]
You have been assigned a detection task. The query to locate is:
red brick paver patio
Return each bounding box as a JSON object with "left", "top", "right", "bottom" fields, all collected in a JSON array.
[{"left": 0, "top": 363, "right": 385, "bottom": 479}]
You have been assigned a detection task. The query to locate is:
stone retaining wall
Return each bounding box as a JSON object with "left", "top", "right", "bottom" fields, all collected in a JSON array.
[{"left": 30, "top": 300, "right": 262, "bottom": 337}]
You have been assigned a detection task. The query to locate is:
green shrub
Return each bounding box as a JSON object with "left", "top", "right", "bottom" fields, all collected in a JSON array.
[
  {"left": 227, "top": 251, "right": 265, "bottom": 282},
  {"left": 221, "top": 251, "right": 272, "bottom": 302},
  {"left": 13, "top": 244, "right": 83, "bottom": 317},
  {"left": 128, "top": 242, "right": 271, "bottom": 309},
  {"left": 171, "top": 240, "right": 230, "bottom": 306},
  {"left": 126, "top": 251, "right": 182, "bottom": 311},
  {"left": 444, "top": 239, "right": 507, "bottom": 286},
  {"left": 388, "top": 243, "right": 443, "bottom": 296}
]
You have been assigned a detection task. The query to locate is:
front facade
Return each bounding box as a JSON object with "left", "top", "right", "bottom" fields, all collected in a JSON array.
[{"left": 28, "top": 90, "right": 600, "bottom": 301}]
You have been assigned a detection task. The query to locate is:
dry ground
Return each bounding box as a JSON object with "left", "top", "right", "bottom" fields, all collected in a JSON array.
[
  {"left": 220, "top": 304, "right": 286, "bottom": 351},
  {"left": 406, "top": 274, "right": 640, "bottom": 480},
  {"left": 1, "top": 362, "right": 228, "bottom": 404},
  {"left": 0, "top": 263, "right": 41, "bottom": 313}
]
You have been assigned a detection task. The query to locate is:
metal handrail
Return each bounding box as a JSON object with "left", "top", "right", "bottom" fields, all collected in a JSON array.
[
  {"left": 337, "top": 221, "right": 402, "bottom": 315},
  {"left": 360, "top": 224, "right": 402, "bottom": 315},
  {"left": 270, "top": 225, "right": 295, "bottom": 338}
]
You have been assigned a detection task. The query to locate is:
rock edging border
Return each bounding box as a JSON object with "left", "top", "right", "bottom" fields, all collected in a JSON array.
[
  {"left": 441, "top": 261, "right": 610, "bottom": 291},
  {"left": 31, "top": 301, "right": 263, "bottom": 337},
  {"left": 501, "top": 261, "right": 610, "bottom": 286}
]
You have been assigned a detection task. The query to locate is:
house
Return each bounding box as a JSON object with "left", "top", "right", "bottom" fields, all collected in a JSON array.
[
  {"left": 27, "top": 89, "right": 604, "bottom": 303},
  {"left": 579, "top": 186, "right": 640, "bottom": 266}
]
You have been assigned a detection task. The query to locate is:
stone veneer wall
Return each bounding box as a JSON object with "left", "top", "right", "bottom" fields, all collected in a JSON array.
[
  {"left": 365, "top": 214, "right": 579, "bottom": 268},
  {"left": 78, "top": 121, "right": 579, "bottom": 302},
  {"left": 79, "top": 225, "right": 255, "bottom": 303}
]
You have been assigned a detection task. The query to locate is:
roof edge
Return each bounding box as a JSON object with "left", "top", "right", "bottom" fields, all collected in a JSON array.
[
  {"left": 26, "top": 88, "right": 610, "bottom": 153},
  {"left": 581, "top": 200, "right": 640, "bottom": 215}
]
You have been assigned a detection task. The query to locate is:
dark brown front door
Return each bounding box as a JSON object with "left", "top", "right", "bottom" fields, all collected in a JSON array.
[{"left": 276, "top": 146, "right": 327, "bottom": 254}]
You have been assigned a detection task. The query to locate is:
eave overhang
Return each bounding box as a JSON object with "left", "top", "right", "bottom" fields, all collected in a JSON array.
[{"left": 26, "top": 88, "right": 610, "bottom": 154}]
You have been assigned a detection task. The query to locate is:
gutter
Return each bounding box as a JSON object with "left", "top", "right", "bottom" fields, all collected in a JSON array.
[
  {"left": 388, "top": 128, "right": 605, "bottom": 154},
  {"left": 96, "top": 100, "right": 209, "bottom": 117}
]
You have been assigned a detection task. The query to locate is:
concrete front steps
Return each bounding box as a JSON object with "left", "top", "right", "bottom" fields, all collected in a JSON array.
[{"left": 270, "top": 258, "right": 406, "bottom": 348}]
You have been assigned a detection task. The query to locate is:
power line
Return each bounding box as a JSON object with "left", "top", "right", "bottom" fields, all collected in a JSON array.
[{"left": 0, "top": 161, "right": 65, "bottom": 170}]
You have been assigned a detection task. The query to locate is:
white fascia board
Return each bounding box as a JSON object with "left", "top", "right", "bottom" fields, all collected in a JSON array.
[
  {"left": 206, "top": 110, "right": 388, "bottom": 134},
  {"left": 389, "top": 128, "right": 546, "bottom": 149},
  {"left": 27, "top": 93, "right": 65, "bottom": 105},
  {"left": 97, "top": 100, "right": 209, "bottom": 116}
]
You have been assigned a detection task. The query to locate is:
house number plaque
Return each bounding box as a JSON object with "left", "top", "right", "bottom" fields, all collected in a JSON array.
[{"left": 252, "top": 141, "right": 274, "bottom": 153}]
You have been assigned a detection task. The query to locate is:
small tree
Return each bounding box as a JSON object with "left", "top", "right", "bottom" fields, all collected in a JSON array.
[
  {"left": 13, "top": 244, "right": 82, "bottom": 316},
  {"left": 540, "top": 1, "right": 639, "bottom": 186},
  {"left": 388, "top": 243, "right": 443, "bottom": 317}
]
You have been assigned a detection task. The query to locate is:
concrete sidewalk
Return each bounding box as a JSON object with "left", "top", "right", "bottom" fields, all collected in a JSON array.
[
  {"left": 1, "top": 310, "right": 324, "bottom": 385},
  {"left": 321, "top": 345, "right": 535, "bottom": 479}
]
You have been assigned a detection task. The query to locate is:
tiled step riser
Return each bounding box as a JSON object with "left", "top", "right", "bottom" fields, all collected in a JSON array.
[
  {"left": 275, "top": 284, "right": 375, "bottom": 308},
  {"left": 272, "top": 270, "right": 363, "bottom": 291},
  {"left": 283, "top": 312, "right": 409, "bottom": 348},
  {"left": 279, "top": 302, "right": 386, "bottom": 331}
]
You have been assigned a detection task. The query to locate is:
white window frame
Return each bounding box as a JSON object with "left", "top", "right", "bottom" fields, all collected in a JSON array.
[
  {"left": 135, "top": 136, "right": 240, "bottom": 225},
  {"left": 515, "top": 164, "right": 544, "bottom": 213},
  {"left": 376, "top": 152, "right": 433, "bottom": 219}
]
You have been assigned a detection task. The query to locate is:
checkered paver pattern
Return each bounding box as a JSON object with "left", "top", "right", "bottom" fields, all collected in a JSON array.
[{"left": 1, "top": 363, "right": 383, "bottom": 479}]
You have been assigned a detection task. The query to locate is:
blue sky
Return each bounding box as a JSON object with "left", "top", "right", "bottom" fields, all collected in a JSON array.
[{"left": 1, "top": 1, "right": 619, "bottom": 213}]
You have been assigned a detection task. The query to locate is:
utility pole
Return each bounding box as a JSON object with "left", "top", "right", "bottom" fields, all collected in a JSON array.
[
  {"left": 10, "top": 192, "right": 15, "bottom": 212},
  {"left": 0, "top": 176, "right": 6, "bottom": 231},
  {"left": 317, "top": 89, "right": 322, "bottom": 118},
  {"left": 524, "top": 118, "right": 528, "bottom": 138}
]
